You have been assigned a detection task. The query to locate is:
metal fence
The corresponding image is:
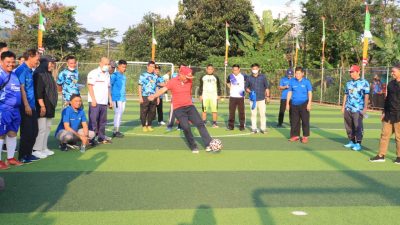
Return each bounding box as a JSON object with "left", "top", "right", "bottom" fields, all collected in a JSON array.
[{"left": 54, "top": 62, "right": 391, "bottom": 109}]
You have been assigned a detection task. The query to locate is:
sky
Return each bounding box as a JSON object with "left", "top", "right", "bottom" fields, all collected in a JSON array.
[{"left": 1, "top": 0, "right": 303, "bottom": 41}]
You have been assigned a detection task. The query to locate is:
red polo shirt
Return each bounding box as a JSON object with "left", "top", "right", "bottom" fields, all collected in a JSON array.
[{"left": 166, "top": 77, "right": 193, "bottom": 110}]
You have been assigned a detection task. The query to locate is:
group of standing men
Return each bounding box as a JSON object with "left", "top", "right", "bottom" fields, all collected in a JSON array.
[{"left": 0, "top": 41, "right": 130, "bottom": 169}]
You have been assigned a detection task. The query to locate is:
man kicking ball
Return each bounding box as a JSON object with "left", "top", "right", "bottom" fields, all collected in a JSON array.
[{"left": 148, "top": 66, "right": 213, "bottom": 153}]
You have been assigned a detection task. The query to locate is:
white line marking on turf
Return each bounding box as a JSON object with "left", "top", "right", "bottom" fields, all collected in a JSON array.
[{"left": 292, "top": 211, "right": 308, "bottom": 216}]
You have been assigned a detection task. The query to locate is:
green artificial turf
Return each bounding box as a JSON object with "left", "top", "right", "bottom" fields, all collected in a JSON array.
[{"left": 0, "top": 100, "right": 399, "bottom": 225}]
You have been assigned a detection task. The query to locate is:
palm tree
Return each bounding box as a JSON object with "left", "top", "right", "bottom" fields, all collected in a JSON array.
[
  {"left": 234, "top": 10, "right": 293, "bottom": 54},
  {"left": 100, "top": 28, "right": 118, "bottom": 58}
]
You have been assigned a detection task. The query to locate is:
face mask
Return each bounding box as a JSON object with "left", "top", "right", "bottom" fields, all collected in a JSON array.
[
  {"left": 252, "top": 69, "right": 259, "bottom": 74},
  {"left": 101, "top": 66, "right": 109, "bottom": 72}
]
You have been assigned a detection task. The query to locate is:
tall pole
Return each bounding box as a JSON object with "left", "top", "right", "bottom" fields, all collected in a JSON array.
[
  {"left": 224, "top": 22, "right": 230, "bottom": 98},
  {"left": 362, "top": 2, "right": 372, "bottom": 79},
  {"left": 320, "top": 16, "right": 326, "bottom": 103},
  {"left": 37, "top": 0, "right": 44, "bottom": 54}
]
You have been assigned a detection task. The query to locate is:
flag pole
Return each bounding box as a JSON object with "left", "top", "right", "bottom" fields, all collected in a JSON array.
[
  {"left": 294, "top": 36, "right": 299, "bottom": 68},
  {"left": 224, "top": 21, "right": 230, "bottom": 98},
  {"left": 37, "top": 0, "right": 44, "bottom": 54},
  {"left": 362, "top": 2, "right": 372, "bottom": 79},
  {"left": 320, "top": 16, "right": 326, "bottom": 103},
  {"left": 151, "top": 22, "right": 156, "bottom": 61}
]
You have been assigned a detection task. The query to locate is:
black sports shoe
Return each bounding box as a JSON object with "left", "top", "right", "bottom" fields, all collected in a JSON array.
[
  {"left": 394, "top": 157, "right": 400, "bottom": 164},
  {"left": 113, "top": 132, "right": 124, "bottom": 138},
  {"left": 369, "top": 155, "right": 385, "bottom": 162},
  {"left": 59, "top": 143, "right": 68, "bottom": 151},
  {"left": 276, "top": 124, "right": 283, "bottom": 128},
  {"left": 239, "top": 127, "right": 245, "bottom": 131}
]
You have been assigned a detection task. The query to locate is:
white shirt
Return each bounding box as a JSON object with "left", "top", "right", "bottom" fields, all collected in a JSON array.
[
  {"left": 228, "top": 73, "right": 245, "bottom": 98},
  {"left": 87, "top": 67, "right": 110, "bottom": 105}
]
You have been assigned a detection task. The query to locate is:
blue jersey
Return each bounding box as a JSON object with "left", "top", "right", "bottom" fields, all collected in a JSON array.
[
  {"left": 15, "top": 63, "right": 35, "bottom": 109},
  {"left": 344, "top": 79, "right": 370, "bottom": 112},
  {"left": 57, "top": 68, "right": 80, "bottom": 102},
  {"left": 0, "top": 68, "right": 21, "bottom": 110},
  {"left": 56, "top": 106, "right": 87, "bottom": 135},
  {"left": 138, "top": 72, "right": 159, "bottom": 96},
  {"left": 111, "top": 71, "right": 126, "bottom": 102},
  {"left": 372, "top": 81, "right": 382, "bottom": 94},
  {"left": 279, "top": 76, "right": 292, "bottom": 99},
  {"left": 288, "top": 78, "right": 312, "bottom": 106},
  {"left": 156, "top": 76, "right": 165, "bottom": 99}
]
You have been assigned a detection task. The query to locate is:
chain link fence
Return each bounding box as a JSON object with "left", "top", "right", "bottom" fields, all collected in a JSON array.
[{"left": 53, "top": 62, "right": 391, "bottom": 109}]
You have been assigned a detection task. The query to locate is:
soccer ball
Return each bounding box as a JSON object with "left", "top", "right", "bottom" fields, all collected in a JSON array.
[{"left": 209, "top": 139, "right": 223, "bottom": 151}]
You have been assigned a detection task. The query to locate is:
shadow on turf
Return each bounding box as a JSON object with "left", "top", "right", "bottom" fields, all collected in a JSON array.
[
  {"left": 251, "top": 145, "right": 400, "bottom": 225},
  {"left": 0, "top": 152, "right": 107, "bottom": 224},
  {"left": 178, "top": 205, "right": 217, "bottom": 225}
]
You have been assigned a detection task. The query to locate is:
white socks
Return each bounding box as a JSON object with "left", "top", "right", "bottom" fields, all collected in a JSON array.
[
  {"left": 0, "top": 139, "right": 3, "bottom": 160},
  {"left": 6, "top": 136, "right": 17, "bottom": 159}
]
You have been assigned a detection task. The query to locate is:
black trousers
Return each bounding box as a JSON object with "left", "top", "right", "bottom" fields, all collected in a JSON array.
[
  {"left": 289, "top": 102, "right": 310, "bottom": 137},
  {"left": 174, "top": 105, "right": 212, "bottom": 150},
  {"left": 156, "top": 98, "right": 163, "bottom": 122},
  {"left": 228, "top": 97, "right": 245, "bottom": 129},
  {"left": 19, "top": 109, "right": 38, "bottom": 159},
  {"left": 278, "top": 99, "right": 287, "bottom": 125},
  {"left": 140, "top": 96, "right": 157, "bottom": 127},
  {"left": 344, "top": 110, "right": 364, "bottom": 143}
]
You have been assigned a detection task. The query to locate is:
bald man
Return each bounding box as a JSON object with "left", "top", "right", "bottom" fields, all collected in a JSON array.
[{"left": 87, "top": 57, "right": 113, "bottom": 144}]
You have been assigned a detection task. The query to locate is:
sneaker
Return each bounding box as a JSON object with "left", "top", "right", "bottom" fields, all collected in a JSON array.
[
  {"left": 203, "top": 120, "right": 207, "bottom": 126},
  {"left": 147, "top": 127, "right": 154, "bottom": 132},
  {"left": 260, "top": 129, "right": 266, "bottom": 134},
  {"left": 59, "top": 143, "right": 68, "bottom": 151},
  {"left": 394, "top": 157, "right": 400, "bottom": 164},
  {"left": 301, "top": 136, "right": 309, "bottom": 144},
  {"left": 226, "top": 127, "right": 234, "bottom": 131},
  {"left": 6, "top": 158, "right": 23, "bottom": 166},
  {"left": 239, "top": 127, "right": 245, "bottom": 131},
  {"left": 90, "top": 139, "right": 99, "bottom": 147},
  {"left": 42, "top": 149, "right": 54, "bottom": 156},
  {"left": 176, "top": 127, "right": 182, "bottom": 131},
  {"left": 192, "top": 149, "right": 200, "bottom": 154},
  {"left": 288, "top": 136, "right": 300, "bottom": 142},
  {"left": 251, "top": 129, "right": 258, "bottom": 134},
  {"left": 206, "top": 146, "right": 213, "bottom": 152},
  {"left": 32, "top": 150, "right": 47, "bottom": 159},
  {"left": 344, "top": 141, "right": 355, "bottom": 148},
  {"left": 369, "top": 155, "right": 385, "bottom": 162},
  {"left": 212, "top": 122, "right": 219, "bottom": 128},
  {"left": 105, "top": 136, "right": 112, "bottom": 141},
  {"left": 0, "top": 161, "right": 9, "bottom": 170},
  {"left": 80, "top": 145, "right": 86, "bottom": 153},
  {"left": 113, "top": 132, "right": 124, "bottom": 138},
  {"left": 275, "top": 124, "right": 283, "bottom": 128},
  {"left": 98, "top": 139, "right": 112, "bottom": 144},
  {"left": 27, "top": 155, "right": 40, "bottom": 161},
  {"left": 20, "top": 156, "right": 33, "bottom": 164},
  {"left": 352, "top": 143, "right": 362, "bottom": 151},
  {"left": 143, "top": 127, "right": 148, "bottom": 132},
  {"left": 158, "top": 121, "right": 166, "bottom": 126},
  {"left": 166, "top": 127, "right": 173, "bottom": 132}
]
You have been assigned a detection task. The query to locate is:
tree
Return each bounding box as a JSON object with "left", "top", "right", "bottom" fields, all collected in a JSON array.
[
  {"left": 9, "top": 2, "right": 82, "bottom": 58},
  {"left": 232, "top": 10, "right": 293, "bottom": 70},
  {"left": 0, "top": 0, "right": 16, "bottom": 12},
  {"left": 301, "top": 0, "right": 400, "bottom": 68},
  {"left": 122, "top": 0, "right": 255, "bottom": 65},
  {"left": 100, "top": 27, "right": 118, "bottom": 58},
  {"left": 373, "top": 24, "right": 400, "bottom": 66}
]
